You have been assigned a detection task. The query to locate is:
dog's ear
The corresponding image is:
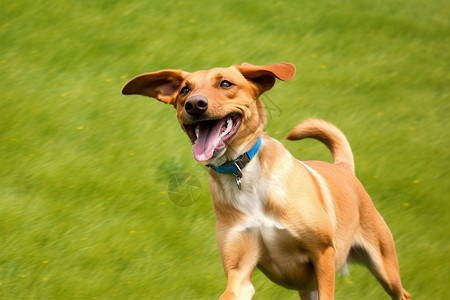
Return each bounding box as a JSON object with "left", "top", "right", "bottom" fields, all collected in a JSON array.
[
  {"left": 238, "top": 62, "right": 296, "bottom": 95},
  {"left": 122, "top": 70, "right": 188, "bottom": 105}
]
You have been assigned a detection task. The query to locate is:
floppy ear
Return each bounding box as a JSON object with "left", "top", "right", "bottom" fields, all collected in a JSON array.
[
  {"left": 238, "top": 62, "right": 296, "bottom": 95},
  {"left": 121, "top": 70, "right": 188, "bottom": 105}
]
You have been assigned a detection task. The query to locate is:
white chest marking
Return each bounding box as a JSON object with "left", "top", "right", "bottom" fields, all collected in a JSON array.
[
  {"left": 232, "top": 178, "right": 284, "bottom": 233},
  {"left": 218, "top": 155, "right": 285, "bottom": 233}
]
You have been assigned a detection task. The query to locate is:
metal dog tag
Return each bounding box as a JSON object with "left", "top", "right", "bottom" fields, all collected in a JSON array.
[
  {"left": 233, "top": 173, "right": 242, "bottom": 190},
  {"left": 232, "top": 161, "right": 243, "bottom": 190}
]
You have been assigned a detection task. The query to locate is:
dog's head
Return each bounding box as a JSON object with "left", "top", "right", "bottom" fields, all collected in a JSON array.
[{"left": 122, "top": 62, "right": 295, "bottom": 163}]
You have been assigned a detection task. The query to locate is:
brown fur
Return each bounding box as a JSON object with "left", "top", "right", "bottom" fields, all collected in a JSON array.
[{"left": 122, "top": 62, "right": 410, "bottom": 300}]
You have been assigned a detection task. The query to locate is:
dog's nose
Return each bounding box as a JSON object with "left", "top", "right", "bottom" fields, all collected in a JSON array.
[{"left": 184, "top": 95, "right": 208, "bottom": 116}]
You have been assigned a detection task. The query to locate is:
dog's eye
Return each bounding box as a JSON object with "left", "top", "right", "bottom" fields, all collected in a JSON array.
[
  {"left": 180, "top": 86, "right": 190, "bottom": 94},
  {"left": 220, "top": 80, "right": 233, "bottom": 88}
]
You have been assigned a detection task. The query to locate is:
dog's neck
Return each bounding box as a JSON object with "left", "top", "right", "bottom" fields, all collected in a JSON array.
[{"left": 206, "top": 136, "right": 262, "bottom": 189}]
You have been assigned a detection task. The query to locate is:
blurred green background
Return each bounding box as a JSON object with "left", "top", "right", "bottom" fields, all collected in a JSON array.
[{"left": 1, "top": 0, "right": 449, "bottom": 299}]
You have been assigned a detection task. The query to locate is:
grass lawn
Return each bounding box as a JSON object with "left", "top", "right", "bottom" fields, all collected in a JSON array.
[{"left": 1, "top": 0, "right": 449, "bottom": 299}]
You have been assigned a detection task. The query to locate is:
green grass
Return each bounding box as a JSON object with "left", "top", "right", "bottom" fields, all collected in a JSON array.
[{"left": 1, "top": 0, "right": 449, "bottom": 299}]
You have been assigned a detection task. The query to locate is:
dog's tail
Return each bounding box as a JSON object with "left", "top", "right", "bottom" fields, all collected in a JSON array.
[{"left": 285, "top": 119, "right": 355, "bottom": 173}]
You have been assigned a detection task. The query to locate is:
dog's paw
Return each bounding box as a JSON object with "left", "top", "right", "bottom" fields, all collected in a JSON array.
[
  {"left": 219, "top": 282, "right": 255, "bottom": 300},
  {"left": 219, "top": 290, "right": 238, "bottom": 300},
  {"left": 401, "top": 289, "right": 411, "bottom": 300}
]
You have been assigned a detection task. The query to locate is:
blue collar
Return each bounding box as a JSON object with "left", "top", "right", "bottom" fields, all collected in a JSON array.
[{"left": 206, "top": 136, "right": 262, "bottom": 178}]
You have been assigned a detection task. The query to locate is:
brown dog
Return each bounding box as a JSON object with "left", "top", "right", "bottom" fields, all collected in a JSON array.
[{"left": 122, "top": 62, "right": 410, "bottom": 300}]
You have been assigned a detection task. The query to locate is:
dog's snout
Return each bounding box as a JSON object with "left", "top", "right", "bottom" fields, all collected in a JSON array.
[{"left": 184, "top": 95, "right": 208, "bottom": 116}]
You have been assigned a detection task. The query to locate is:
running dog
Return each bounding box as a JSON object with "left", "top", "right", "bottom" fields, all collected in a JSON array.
[{"left": 122, "top": 62, "right": 410, "bottom": 300}]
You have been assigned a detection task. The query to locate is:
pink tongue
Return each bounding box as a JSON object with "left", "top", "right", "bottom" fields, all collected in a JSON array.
[{"left": 192, "top": 119, "right": 227, "bottom": 162}]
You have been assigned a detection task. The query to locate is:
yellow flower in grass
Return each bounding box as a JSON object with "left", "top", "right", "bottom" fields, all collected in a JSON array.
[
  {"left": 77, "top": 126, "right": 84, "bottom": 131},
  {"left": 412, "top": 179, "right": 420, "bottom": 184}
]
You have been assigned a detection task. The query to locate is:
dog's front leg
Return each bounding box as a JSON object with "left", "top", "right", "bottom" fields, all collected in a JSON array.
[
  {"left": 218, "top": 229, "right": 260, "bottom": 300},
  {"left": 311, "top": 246, "right": 335, "bottom": 300}
]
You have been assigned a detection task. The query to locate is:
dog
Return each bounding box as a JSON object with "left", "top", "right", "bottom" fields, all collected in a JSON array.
[{"left": 122, "top": 62, "right": 410, "bottom": 300}]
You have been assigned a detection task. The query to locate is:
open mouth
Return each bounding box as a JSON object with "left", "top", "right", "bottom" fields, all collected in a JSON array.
[{"left": 184, "top": 114, "right": 242, "bottom": 162}]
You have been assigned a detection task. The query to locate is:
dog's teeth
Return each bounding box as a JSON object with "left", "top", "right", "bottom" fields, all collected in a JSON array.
[
  {"left": 195, "top": 125, "right": 199, "bottom": 138},
  {"left": 218, "top": 118, "right": 233, "bottom": 140},
  {"left": 227, "top": 118, "right": 232, "bottom": 130}
]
